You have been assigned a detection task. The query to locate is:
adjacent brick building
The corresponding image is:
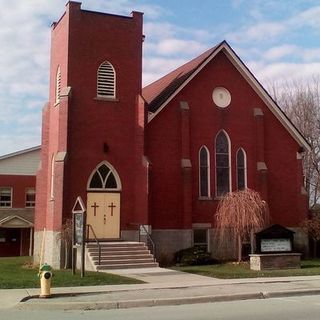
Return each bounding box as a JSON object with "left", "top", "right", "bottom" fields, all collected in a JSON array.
[
  {"left": 0, "top": 147, "right": 40, "bottom": 257},
  {"left": 28, "top": 2, "right": 310, "bottom": 267}
]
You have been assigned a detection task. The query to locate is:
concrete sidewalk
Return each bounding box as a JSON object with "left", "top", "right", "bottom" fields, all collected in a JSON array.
[{"left": 3, "top": 267, "right": 320, "bottom": 311}]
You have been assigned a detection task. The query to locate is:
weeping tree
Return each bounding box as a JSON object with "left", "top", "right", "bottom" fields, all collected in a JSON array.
[{"left": 215, "top": 189, "right": 269, "bottom": 262}]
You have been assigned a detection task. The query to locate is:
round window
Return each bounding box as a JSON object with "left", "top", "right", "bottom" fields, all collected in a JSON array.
[{"left": 212, "top": 87, "right": 231, "bottom": 108}]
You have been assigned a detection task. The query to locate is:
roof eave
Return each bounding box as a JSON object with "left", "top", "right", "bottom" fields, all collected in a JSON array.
[
  {"left": 148, "top": 42, "right": 310, "bottom": 151},
  {"left": 0, "top": 145, "right": 41, "bottom": 161}
]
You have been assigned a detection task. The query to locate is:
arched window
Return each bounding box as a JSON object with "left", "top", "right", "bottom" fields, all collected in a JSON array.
[
  {"left": 97, "top": 61, "right": 116, "bottom": 98},
  {"left": 199, "top": 146, "right": 210, "bottom": 197},
  {"left": 215, "top": 131, "right": 231, "bottom": 197},
  {"left": 88, "top": 162, "right": 121, "bottom": 191},
  {"left": 55, "top": 66, "right": 61, "bottom": 104},
  {"left": 237, "top": 148, "right": 247, "bottom": 190}
]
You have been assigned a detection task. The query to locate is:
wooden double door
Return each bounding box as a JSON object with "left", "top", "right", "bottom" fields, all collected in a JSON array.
[{"left": 87, "top": 192, "right": 120, "bottom": 239}]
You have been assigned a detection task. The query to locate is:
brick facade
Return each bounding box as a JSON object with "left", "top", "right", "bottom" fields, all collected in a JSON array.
[{"left": 34, "top": 2, "right": 309, "bottom": 267}]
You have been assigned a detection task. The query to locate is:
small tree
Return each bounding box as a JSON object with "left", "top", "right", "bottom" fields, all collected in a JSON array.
[
  {"left": 269, "top": 77, "right": 320, "bottom": 207},
  {"left": 215, "top": 189, "right": 269, "bottom": 262},
  {"left": 57, "top": 219, "right": 73, "bottom": 269},
  {"left": 300, "top": 212, "right": 320, "bottom": 258}
]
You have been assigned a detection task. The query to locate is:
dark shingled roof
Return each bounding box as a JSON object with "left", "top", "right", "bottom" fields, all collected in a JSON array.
[{"left": 142, "top": 43, "right": 222, "bottom": 113}]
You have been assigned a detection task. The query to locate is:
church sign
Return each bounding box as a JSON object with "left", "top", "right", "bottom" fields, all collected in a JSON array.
[
  {"left": 255, "top": 224, "right": 295, "bottom": 254},
  {"left": 250, "top": 224, "right": 300, "bottom": 271},
  {"left": 74, "top": 213, "right": 84, "bottom": 245},
  {"left": 72, "top": 196, "right": 87, "bottom": 277},
  {"left": 260, "top": 238, "right": 292, "bottom": 253}
]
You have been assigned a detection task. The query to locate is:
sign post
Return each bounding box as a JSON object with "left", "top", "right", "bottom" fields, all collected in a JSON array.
[{"left": 72, "top": 196, "right": 87, "bottom": 277}]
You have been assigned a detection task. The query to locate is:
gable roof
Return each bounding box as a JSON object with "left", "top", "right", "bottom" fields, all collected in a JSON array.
[
  {"left": 0, "top": 208, "right": 34, "bottom": 227},
  {"left": 143, "top": 45, "right": 218, "bottom": 113},
  {"left": 0, "top": 146, "right": 40, "bottom": 161},
  {"left": 142, "top": 41, "right": 310, "bottom": 151},
  {"left": 0, "top": 146, "right": 41, "bottom": 176}
]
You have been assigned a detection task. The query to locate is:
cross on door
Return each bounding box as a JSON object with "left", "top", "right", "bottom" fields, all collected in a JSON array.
[
  {"left": 108, "top": 202, "right": 116, "bottom": 217},
  {"left": 91, "top": 202, "right": 99, "bottom": 216}
]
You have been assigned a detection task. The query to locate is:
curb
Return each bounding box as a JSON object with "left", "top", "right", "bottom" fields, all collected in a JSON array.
[{"left": 17, "top": 289, "right": 320, "bottom": 311}]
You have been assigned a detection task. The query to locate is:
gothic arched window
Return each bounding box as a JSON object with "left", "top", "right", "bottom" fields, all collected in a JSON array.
[
  {"left": 97, "top": 61, "right": 116, "bottom": 98},
  {"left": 237, "top": 148, "right": 247, "bottom": 190},
  {"left": 88, "top": 162, "right": 121, "bottom": 191},
  {"left": 215, "top": 131, "right": 231, "bottom": 197},
  {"left": 199, "top": 146, "right": 210, "bottom": 197}
]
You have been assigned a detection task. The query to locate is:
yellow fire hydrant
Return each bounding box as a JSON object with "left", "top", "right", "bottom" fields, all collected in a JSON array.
[{"left": 39, "top": 263, "right": 53, "bottom": 298}]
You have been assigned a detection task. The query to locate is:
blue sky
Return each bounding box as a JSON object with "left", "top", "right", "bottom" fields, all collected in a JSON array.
[{"left": 0, "top": 0, "right": 319, "bottom": 155}]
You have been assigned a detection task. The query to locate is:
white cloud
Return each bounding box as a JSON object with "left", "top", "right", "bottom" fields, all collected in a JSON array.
[
  {"left": 248, "top": 61, "right": 320, "bottom": 86},
  {"left": 264, "top": 45, "right": 298, "bottom": 60},
  {"left": 143, "top": 57, "right": 188, "bottom": 85},
  {"left": 227, "top": 21, "right": 286, "bottom": 43},
  {"left": 146, "top": 38, "right": 207, "bottom": 56},
  {"left": 303, "top": 48, "right": 320, "bottom": 62},
  {"left": 290, "top": 6, "right": 320, "bottom": 29},
  {"left": 228, "top": 4, "right": 320, "bottom": 44},
  {"left": 144, "top": 22, "right": 177, "bottom": 40}
]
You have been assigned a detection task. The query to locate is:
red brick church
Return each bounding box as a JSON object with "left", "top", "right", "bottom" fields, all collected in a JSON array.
[{"left": 32, "top": 2, "right": 310, "bottom": 267}]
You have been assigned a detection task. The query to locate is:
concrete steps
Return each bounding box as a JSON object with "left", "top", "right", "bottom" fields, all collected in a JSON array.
[{"left": 86, "top": 241, "right": 158, "bottom": 270}]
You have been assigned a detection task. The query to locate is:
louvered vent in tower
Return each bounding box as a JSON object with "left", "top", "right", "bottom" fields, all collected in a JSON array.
[{"left": 97, "top": 61, "right": 116, "bottom": 98}]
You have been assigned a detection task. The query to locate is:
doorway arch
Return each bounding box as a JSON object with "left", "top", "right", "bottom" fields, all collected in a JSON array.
[{"left": 87, "top": 161, "right": 121, "bottom": 239}]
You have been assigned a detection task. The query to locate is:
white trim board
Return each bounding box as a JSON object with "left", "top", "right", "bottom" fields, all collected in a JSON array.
[{"left": 147, "top": 41, "right": 310, "bottom": 151}]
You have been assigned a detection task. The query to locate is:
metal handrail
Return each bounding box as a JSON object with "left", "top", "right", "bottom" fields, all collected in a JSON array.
[
  {"left": 139, "top": 224, "right": 156, "bottom": 262},
  {"left": 86, "top": 224, "right": 101, "bottom": 265}
]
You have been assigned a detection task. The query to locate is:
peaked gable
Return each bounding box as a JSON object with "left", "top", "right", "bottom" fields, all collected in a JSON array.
[
  {"left": 143, "top": 45, "right": 218, "bottom": 113},
  {"left": 0, "top": 146, "right": 41, "bottom": 175},
  {"left": 143, "top": 41, "right": 310, "bottom": 151}
]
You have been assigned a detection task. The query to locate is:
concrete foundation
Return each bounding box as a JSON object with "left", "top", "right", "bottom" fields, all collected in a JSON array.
[
  {"left": 152, "top": 229, "right": 192, "bottom": 265},
  {"left": 32, "top": 226, "right": 309, "bottom": 268},
  {"left": 33, "top": 230, "right": 62, "bottom": 269},
  {"left": 210, "top": 228, "right": 237, "bottom": 260},
  {"left": 121, "top": 230, "right": 139, "bottom": 242}
]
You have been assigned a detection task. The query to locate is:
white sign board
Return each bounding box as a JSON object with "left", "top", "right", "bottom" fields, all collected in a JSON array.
[{"left": 261, "top": 238, "right": 291, "bottom": 252}]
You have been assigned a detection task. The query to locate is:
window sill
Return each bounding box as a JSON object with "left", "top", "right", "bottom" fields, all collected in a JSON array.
[
  {"left": 198, "top": 197, "right": 212, "bottom": 201},
  {"left": 94, "top": 97, "right": 119, "bottom": 102}
]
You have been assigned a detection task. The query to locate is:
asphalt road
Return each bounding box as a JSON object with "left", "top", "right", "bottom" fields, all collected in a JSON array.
[{"left": 3, "top": 294, "right": 320, "bottom": 320}]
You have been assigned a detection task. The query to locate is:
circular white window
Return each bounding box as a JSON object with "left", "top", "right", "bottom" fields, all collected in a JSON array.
[{"left": 212, "top": 87, "right": 231, "bottom": 108}]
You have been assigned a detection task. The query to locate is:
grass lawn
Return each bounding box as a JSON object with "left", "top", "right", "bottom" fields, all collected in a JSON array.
[
  {"left": 0, "top": 256, "right": 143, "bottom": 289},
  {"left": 174, "top": 259, "right": 320, "bottom": 279}
]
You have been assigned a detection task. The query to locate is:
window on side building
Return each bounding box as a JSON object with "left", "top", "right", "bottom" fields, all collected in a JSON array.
[
  {"left": 0, "top": 187, "right": 12, "bottom": 207},
  {"left": 25, "top": 188, "right": 36, "bottom": 207},
  {"left": 193, "top": 229, "right": 209, "bottom": 252}
]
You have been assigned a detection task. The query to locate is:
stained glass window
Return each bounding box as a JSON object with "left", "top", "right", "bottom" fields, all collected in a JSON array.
[{"left": 215, "top": 131, "right": 230, "bottom": 196}]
